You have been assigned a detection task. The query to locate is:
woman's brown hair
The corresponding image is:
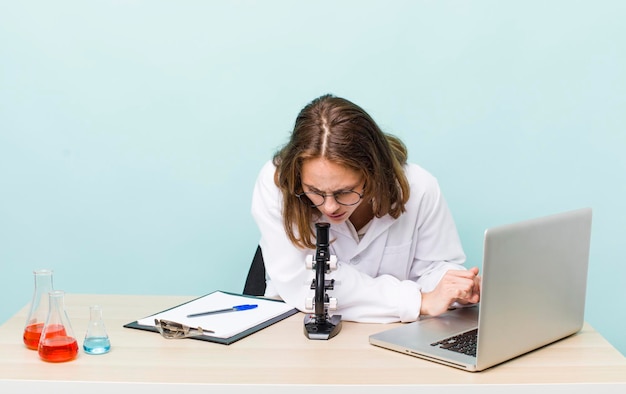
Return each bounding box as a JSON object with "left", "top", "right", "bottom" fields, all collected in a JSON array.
[{"left": 273, "top": 94, "right": 410, "bottom": 249}]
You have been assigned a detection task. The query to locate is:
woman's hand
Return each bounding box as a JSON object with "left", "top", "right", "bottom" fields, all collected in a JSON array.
[{"left": 420, "top": 267, "right": 481, "bottom": 316}]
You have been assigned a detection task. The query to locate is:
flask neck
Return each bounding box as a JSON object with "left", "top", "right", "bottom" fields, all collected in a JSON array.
[
  {"left": 48, "top": 290, "right": 66, "bottom": 313},
  {"left": 89, "top": 305, "right": 103, "bottom": 321},
  {"left": 33, "top": 269, "right": 54, "bottom": 293}
]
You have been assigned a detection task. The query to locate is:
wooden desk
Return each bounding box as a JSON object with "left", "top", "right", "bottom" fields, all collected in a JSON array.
[{"left": 1, "top": 294, "right": 625, "bottom": 393}]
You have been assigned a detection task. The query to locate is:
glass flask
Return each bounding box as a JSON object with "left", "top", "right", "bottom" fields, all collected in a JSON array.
[
  {"left": 38, "top": 290, "right": 79, "bottom": 362},
  {"left": 23, "top": 269, "right": 54, "bottom": 350},
  {"left": 83, "top": 305, "right": 111, "bottom": 354}
]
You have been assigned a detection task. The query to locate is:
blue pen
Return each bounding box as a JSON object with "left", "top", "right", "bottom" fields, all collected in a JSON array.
[{"left": 186, "top": 304, "right": 258, "bottom": 318}]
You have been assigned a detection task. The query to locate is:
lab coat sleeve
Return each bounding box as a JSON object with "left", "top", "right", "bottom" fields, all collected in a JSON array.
[
  {"left": 407, "top": 173, "right": 467, "bottom": 292},
  {"left": 251, "top": 161, "right": 314, "bottom": 311}
]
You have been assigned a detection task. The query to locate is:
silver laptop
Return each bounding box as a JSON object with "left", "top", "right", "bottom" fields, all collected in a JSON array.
[{"left": 369, "top": 207, "right": 592, "bottom": 372}]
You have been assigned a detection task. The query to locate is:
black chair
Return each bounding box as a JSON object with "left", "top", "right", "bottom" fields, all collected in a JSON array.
[{"left": 243, "top": 245, "right": 266, "bottom": 296}]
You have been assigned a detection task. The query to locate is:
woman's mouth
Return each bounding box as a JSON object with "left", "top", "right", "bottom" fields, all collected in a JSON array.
[{"left": 327, "top": 212, "right": 346, "bottom": 221}]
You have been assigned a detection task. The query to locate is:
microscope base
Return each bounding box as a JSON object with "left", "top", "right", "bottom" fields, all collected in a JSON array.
[{"left": 303, "top": 314, "right": 342, "bottom": 340}]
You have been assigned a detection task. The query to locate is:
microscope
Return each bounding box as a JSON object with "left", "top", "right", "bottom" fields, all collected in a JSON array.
[{"left": 303, "top": 222, "right": 342, "bottom": 340}]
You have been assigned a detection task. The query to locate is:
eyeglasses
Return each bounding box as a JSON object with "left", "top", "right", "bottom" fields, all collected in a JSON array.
[
  {"left": 295, "top": 187, "right": 365, "bottom": 207},
  {"left": 154, "top": 319, "right": 214, "bottom": 339}
]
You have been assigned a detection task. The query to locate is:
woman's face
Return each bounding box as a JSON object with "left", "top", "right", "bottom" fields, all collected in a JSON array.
[{"left": 300, "top": 158, "right": 365, "bottom": 226}]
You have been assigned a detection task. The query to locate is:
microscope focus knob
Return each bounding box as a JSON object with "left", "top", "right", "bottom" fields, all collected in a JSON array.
[{"left": 328, "top": 255, "right": 337, "bottom": 270}]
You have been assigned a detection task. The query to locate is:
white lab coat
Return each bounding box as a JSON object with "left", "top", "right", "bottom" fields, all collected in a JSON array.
[{"left": 251, "top": 160, "right": 467, "bottom": 323}]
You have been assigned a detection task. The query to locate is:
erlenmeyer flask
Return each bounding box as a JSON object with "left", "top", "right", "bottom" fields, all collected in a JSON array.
[
  {"left": 23, "top": 269, "right": 54, "bottom": 350},
  {"left": 83, "top": 305, "right": 111, "bottom": 354},
  {"left": 38, "top": 290, "right": 79, "bottom": 362}
]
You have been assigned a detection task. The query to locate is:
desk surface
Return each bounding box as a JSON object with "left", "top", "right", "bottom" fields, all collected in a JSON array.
[{"left": 1, "top": 294, "right": 625, "bottom": 393}]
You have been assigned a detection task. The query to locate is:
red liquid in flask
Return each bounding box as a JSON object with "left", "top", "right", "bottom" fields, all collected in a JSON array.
[
  {"left": 39, "top": 336, "right": 78, "bottom": 362},
  {"left": 23, "top": 323, "right": 67, "bottom": 350},
  {"left": 23, "top": 323, "right": 44, "bottom": 350}
]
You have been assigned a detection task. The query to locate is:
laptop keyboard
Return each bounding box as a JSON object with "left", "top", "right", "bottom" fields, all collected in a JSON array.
[{"left": 430, "top": 328, "right": 478, "bottom": 357}]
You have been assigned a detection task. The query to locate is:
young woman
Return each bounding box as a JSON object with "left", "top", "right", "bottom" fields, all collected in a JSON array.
[{"left": 251, "top": 94, "right": 480, "bottom": 323}]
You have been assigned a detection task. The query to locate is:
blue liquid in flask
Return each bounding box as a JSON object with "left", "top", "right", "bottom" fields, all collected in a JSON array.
[
  {"left": 83, "top": 337, "right": 111, "bottom": 354},
  {"left": 83, "top": 305, "right": 111, "bottom": 355}
]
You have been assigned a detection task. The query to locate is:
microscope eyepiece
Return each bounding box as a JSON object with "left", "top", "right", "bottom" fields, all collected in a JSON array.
[{"left": 315, "top": 222, "right": 330, "bottom": 248}]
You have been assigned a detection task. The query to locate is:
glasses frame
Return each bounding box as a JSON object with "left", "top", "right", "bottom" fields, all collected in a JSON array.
[{"left": 295, "top": 186, "right": 365, "bottom": 207}]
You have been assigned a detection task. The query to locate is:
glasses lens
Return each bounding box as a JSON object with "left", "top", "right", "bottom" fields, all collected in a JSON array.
[
  {"left": 297, "top": 192, "right": 324, "bottom": 207},
  {"left": 335, "top": 191, "right": 362, "bottom": 206}
]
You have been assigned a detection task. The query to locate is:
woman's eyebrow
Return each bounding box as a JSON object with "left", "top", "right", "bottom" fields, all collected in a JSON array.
[{"left": 303, "top": 182, "right": 360, "bottom": 193}]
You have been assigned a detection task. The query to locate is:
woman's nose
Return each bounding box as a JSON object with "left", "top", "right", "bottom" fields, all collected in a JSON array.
[{"left": 322, "top": 195, "right": 340, "bottom": 211}]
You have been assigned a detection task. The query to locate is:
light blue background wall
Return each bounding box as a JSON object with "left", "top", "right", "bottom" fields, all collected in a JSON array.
[{"left": 1, "top": 1, "right": 624, "bottom": 355}]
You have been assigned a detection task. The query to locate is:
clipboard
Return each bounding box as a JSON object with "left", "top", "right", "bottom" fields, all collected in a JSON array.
[{"left": 124, "top": 290, "right": 298, "bottom": 345}]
